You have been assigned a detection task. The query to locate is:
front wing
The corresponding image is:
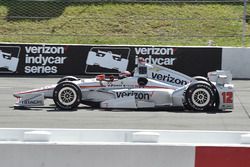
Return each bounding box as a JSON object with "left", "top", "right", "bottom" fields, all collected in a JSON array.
[{"left": 14, "top": 93, "right": 45, "bottom": 108}]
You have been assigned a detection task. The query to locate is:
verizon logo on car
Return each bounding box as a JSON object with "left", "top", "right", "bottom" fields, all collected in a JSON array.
[
  {"left": 151, "top": 72, "right": 188, "bottom": 86},
  {"left": 116, "top": 91, "right": 150, "bottom": 100}
]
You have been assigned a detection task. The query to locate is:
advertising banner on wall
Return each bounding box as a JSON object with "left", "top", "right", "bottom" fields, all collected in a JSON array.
[{"left": 0, "top": 43, "right": 222, "bottom": 77}]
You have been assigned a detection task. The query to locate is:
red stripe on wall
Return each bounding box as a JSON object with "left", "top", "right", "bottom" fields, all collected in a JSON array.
[{"left": 195, "top": 146, "right": 250, "bottom": 167}]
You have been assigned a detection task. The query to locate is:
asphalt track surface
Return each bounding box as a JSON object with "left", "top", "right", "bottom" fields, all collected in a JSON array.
[{"left": 0, "top": 77, "right": 250, "bottom": 131}]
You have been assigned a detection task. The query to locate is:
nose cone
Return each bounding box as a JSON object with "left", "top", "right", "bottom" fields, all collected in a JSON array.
[
  {"left": 13, "top": 85, "right": 56, "bottom": 99},
  {"left": 13, "top": 92, "right": 22, "bottom": 98},
  {"left": 13, "top": 90, "right": 34, "bottom": 98}
]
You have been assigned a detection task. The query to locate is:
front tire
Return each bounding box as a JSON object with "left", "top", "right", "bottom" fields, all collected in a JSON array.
[
  {"left": 185, "top": 81, "right": 215, "bottom": 111},
  {"left": 53, "top": 82, "right": 81, "bottom": 110}
]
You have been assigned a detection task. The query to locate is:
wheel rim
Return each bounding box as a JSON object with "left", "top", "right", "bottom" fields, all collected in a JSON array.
[
  {"left": 191, "top": 88, "right": 210, "bottom": 107},
  {"left": 58, "top": 87, "right": 77, "bottom": 106}
]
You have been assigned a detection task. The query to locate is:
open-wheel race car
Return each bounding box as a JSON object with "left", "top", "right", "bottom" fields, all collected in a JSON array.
[{"left": 13, "top": 58, "right": 234, "bottom": 112}]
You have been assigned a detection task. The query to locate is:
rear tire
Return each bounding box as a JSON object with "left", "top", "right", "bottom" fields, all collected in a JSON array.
[
  {"left": 193, "top": 76, "right": 209, "bottom": 82},
  {"left": 53, "top": 82, "right": 81, "bottom": 110},
  {"left": 57, "top": 76, "right": 79, "bottom": 84},
  {"left": 185, "top": 81, "right": 215, "bottom": 111},
  {"left": 192, "top": 76, "right": 220, "bottom": 111}
]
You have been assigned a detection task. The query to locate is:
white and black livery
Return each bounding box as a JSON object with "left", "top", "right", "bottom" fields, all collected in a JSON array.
[{"left": 14, "top": 58, "right": 234, "bottom": 112}]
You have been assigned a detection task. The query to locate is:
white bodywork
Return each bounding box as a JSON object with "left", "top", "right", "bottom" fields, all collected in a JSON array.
[
  {"left": 86, "top": 50, "right": 128, "bottom": 72},
  {"left": 14, "top": 59, "right": 234, "bottom": 111},
  {"left": 208, "top": 70, "right": 234, "bottom": 110},
  {"left": 0, "top": 50, "right": 19, "bottom": 72}
]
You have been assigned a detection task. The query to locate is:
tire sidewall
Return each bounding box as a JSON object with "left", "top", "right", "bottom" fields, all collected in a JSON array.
[
  {"left": 193, "top": 76, "right": 220, "bottom": 110},
  {"left": 53, "top": 82, "right": 81, "bottom": 110},
  {"left": 185, "top": 81, "right": 215, "bottom": 111}
]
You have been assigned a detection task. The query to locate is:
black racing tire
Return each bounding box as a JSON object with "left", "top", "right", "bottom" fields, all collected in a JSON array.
[
  {"left": 193, "top": 76, "right": 220, "bottom": 111},
  {"left": 185, "top": 81, "right": 216, "bottom": 111},
  {"left": 193, "top": 76, "right": 209, "bottom": 82},
  {"left": 57, "top": 76, "right": 79, "bottom": 84},
  {"left": 53, "top": 82, "right": 81, "bottom": 110},
  {"left": 137, "top": 77, "right": 148, "bottom": 87}
]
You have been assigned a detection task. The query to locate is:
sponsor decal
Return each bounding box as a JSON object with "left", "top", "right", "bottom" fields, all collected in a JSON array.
[
  {"left": 0, "top": 44, "right": 221, "bottom": 77},
  {"left": 21, "top": 99, "right": 43, "bottom": 105},
  {"left": 144, "top": 55, "right": 176, "bottom": 66},
  {"left": 116, "top": 91, "right": 151, "bottom": 100},
  {"left": 20, "top": 94, "right": 43, "bottom": 105},
  {"left": 135, "top": 47, "right": 174, "bottom": 56},
  {"left": 24, "top": 45, "right": 67, "bottom": 74},
  {"left": 151, "top": 72, "right": 188, "bottom": 86},
  {"left": 25, "top": 45, "right": 64, "bottom": 54},
  {"left": 107, "top": 83, "right": 137, "bottom": 88},
  {"left": 134, "top": 47, "right": 176, "bottom": 66}
]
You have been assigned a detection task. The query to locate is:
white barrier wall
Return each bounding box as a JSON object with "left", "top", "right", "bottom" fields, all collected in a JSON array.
[
  {"left": 0, "top": 129, "right": 250, "bottom": 167},
  {"left": 0, "top": 144, "right": 195, "bottom": 167},
  {"left": 222, "top": 47, "right": 250, "bottom": 79},
  {"left": 0, "top": 128, "right": 249, "bottom": 144}
]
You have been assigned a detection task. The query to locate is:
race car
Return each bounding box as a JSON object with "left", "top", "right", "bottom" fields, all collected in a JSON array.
[{"left": 13, "top": 58, "right": 234, "bottom": 112}]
